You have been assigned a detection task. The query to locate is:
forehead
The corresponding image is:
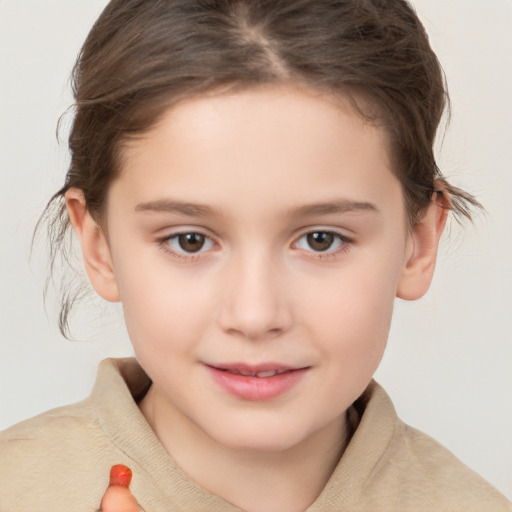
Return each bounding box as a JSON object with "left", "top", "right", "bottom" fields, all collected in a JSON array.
[{"left": 113, "top": 85, "right": 403, "bottom": 224}]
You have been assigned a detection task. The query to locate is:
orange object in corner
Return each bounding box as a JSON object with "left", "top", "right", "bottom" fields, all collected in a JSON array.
[{"left": 109, "top": 464, "right": 133, "bottom": 488}]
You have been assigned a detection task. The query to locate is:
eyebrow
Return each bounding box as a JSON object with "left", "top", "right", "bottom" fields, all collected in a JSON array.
[
  {"left": 134, "top": 198, "right": 379, "bottom": 218},
  {"left": 288, "top": 200, "right": 379, "bottom": 217},
  {"left": 135, "top": 199, "right": 223, "bottom": 217}
]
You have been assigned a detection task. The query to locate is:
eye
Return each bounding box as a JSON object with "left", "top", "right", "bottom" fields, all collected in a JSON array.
[
  {"left": 166, "top": 232, "right": 215, "bottom": 254},
  {"left": 295, "top": 231, "right": 346, "bottom": 253}
]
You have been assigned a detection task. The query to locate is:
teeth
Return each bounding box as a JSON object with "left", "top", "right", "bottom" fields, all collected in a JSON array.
[
  {"left": 224, "top": 368, "right": 292, "bottom": 377},
  {"left": 256, "top": 370, "right": 278, "bottom": 378}
]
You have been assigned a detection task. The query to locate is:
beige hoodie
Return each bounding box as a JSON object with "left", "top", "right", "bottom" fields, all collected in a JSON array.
[{"left": 1, "top": 358, "right": 510, "bottom": 512}]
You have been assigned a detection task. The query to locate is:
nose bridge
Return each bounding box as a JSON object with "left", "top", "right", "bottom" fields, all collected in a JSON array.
[{"left": 218, "top": 243, "right": 291, "bottom": 339}]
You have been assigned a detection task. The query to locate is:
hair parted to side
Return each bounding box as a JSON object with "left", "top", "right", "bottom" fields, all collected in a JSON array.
[{"left": 41, "top": 0, "right": 481, "bottom": 337}]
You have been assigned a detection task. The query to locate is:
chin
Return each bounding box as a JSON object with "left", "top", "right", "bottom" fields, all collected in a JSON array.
[
  {"left": 207, "top": 420, "right": 312, "bottom": 453},
  {"left": 220, "top": 435, "right": 302, "bottom": 453}
]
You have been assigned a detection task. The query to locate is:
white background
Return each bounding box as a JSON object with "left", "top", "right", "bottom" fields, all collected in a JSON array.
[{"left": 0, "top": 0, "right": 511, "bottom": 500}]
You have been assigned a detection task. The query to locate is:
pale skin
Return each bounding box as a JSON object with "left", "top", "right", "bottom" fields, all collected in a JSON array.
[{"left": 66, "top": 84, "right": 448, "bottom": 512}]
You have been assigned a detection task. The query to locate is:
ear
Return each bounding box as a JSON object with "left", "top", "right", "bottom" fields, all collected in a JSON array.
[
  {"left": 65, "top": 188, "right": 120, "bottom": 302},
  {"left": 396, "top": 189, "right": 449, "bottom": 300}
]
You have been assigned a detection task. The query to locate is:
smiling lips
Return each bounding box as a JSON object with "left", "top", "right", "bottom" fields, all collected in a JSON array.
[{"left": 206, "top": 363, "right": 309, "bottom": 401}]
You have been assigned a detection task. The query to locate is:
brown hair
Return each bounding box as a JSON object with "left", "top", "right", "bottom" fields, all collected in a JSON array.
[{"left": 42, "top": 0, "right": 480, "bottom": 336}]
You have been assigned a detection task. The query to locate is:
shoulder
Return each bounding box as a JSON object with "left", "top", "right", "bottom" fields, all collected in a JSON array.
[
  {"left": 0, "top": 399, "right": 114, "bottom": 511},
  {"left": 0, "top": 394, "right": 107, "bottom": 460},
  {"left": 360, "top": 382, "right": 511, "bottom": 511},
  {"left": 0, "top": 393, "right": 105, "bottom": 439},
  {"left": 330, "top": 381, "right": 512, "bottom": 511},
  {"left": 0, "top": 359, "right": 148, "bottom": 512},
  {"left": 1, "top": 396, "right": 97, "bottom": 443},
  {"left": 390, "top": 421, "right": 511, "bottom": 511},
  {"left": 0, "top": 398, "right": 99, "bottom": 465}
]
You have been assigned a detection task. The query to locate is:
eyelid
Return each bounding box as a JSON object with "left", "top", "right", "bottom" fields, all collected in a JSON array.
[
  {"left": 156, "top": 227, "right": 219, "bottom": 260},
  {"left": 157, "top": 225, "right": 218, "bottom": 243},
  {"left": 292, "top": 228, "right": 353, "bottom": 257},
  {"left": 155, "top": 226, "right": 353, "bottom": 261},
  {"left": 168, "top": 233, "right": 215, "bottom": 254},
  {"left": 292, "top": 227, "right": 352, "bottom": 244}
]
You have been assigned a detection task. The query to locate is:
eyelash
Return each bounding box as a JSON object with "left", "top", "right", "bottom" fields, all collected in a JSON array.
[
  {"left": 157, "top": 232, "right": 217, "bottom": 261},
  {"left": 156, "top": 229, "right": 352, "bottom": 261},
  {"left": 294, "top": 231, "right": 352, "bottom": 260}
]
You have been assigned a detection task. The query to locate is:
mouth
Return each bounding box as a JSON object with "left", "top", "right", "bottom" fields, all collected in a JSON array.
[
  {"left": 207, "top": 364, "right": 304, "bottom": 378},
  {"left": 204, "top": 363, "right": 310, "bottom": 400}
]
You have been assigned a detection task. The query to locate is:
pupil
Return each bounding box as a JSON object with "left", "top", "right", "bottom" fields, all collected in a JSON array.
[
  {"left": 307, "top": 232, "right": 333, "bottom": 252},
  {"left": 179, "top": 233, "right": 205, "bottom": 253}
]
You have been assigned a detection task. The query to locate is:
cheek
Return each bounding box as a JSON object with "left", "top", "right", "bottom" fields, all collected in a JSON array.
[
  {"left": 305, "top": 251, "right": 399, "bottom": 325},
  {"left": 301, "top": 249, "right": 402, "bottom": 368},
  {"left": 114, "top": 258, "right": 218, "bottom": 357}
]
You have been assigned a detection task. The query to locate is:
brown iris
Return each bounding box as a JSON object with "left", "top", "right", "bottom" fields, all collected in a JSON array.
[
  {"left": 178, "top": 233, "right": 206, "bottom": 253},
  {"left": 307, "top": 232, "right": 334, "bottom": 252}
]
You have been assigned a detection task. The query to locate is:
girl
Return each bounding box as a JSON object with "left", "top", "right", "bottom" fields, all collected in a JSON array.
[{"left": 1, "top": 1, "right": 511, "bottom": 511}]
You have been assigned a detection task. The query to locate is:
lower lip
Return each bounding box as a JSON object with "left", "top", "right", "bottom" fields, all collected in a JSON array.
[{"left": 206, "top": 366, "right": 309, "bottom": 401}]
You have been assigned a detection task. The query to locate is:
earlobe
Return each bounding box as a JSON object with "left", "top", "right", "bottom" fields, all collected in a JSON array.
[
  {"left": 65, "top": 188, "right": 120, "bottom": 302},
  {"left": 396, "top": 190, "right": 449, "bottom": 301}
]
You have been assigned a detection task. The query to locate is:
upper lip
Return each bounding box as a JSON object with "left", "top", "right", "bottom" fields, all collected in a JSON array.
[{"left": 206, "top": 362, "right": 308, "bottom": 376}]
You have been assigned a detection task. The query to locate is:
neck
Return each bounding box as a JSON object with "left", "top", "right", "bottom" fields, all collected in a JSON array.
[{"left": 140, "top": 385, "right": 350, "bottom": 512}]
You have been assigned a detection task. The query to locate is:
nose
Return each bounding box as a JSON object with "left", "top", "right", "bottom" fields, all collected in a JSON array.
[{"left": 217, "top": 249, "right": 293, "bottom": 341}]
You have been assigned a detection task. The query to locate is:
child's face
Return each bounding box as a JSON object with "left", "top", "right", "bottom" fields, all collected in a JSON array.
[{"left": 96, "top": 85, "right": 420, "bottom": 451}]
